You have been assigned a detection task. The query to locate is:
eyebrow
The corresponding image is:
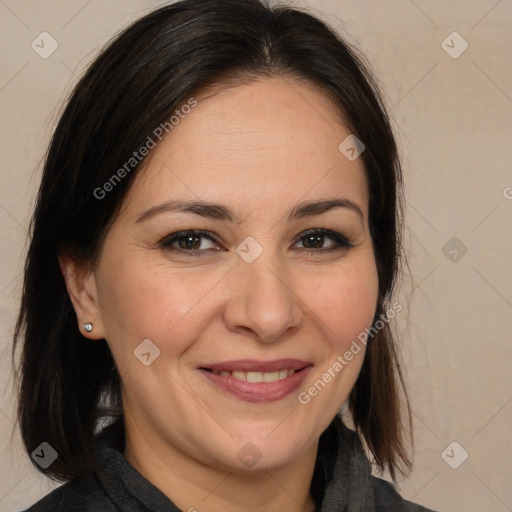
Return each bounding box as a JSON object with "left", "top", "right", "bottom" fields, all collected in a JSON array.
[{"left": 135, "top": 197, "right": 364, "bottom": 224}]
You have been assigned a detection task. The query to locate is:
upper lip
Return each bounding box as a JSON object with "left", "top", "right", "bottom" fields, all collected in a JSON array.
[{"left": 199, "top": 359, "right": 312, "bottom": 372}]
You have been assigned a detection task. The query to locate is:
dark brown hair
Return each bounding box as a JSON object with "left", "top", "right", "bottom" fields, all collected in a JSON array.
[{"left": 13, "top": 0, "right": 411, "bottom": 498}]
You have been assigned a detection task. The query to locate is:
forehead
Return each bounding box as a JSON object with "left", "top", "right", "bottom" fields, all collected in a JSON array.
[{"left": 122, "top": 77, "right": 369, "bottom": 219}]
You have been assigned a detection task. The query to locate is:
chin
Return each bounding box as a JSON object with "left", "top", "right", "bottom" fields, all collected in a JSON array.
[{"left": 210, "top": 424, "right": 315, "bottom": 473}]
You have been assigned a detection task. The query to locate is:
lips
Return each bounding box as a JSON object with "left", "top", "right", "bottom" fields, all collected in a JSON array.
[
  {"left": 199, "top": 358, "right": 311, "bottom": 372},
  {"left": 205, "top": 368, "right": 296, "bottom": 383},
  {"left": 197, "top": 359, "right": 313, "bottom": 403}
]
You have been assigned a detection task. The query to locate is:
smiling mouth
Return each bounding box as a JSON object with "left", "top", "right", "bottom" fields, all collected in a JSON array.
[
  {"left": 197, "top": 359, "right": 313, "bottom": 402},
  {"left": 198, "top": 366, "right": 312, "bottom": 403},
  {"left": 201, "top": 368, "right": 299, "bottom": 382},
  {"left": 198, "top": 358, "right": 312, "bottom": 378}
]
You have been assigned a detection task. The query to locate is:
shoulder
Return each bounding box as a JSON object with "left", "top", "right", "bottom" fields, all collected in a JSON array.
[
  {"left": 371, "top": 476, "right": 438, "bottom": 512},
  {"left": 21, "top": 473, "right": 116, "bottom": 512}
]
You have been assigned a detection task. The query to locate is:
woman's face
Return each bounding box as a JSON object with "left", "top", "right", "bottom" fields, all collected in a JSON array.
[{"left": 87, "top": 77, "right": 378, "bottom": 471}]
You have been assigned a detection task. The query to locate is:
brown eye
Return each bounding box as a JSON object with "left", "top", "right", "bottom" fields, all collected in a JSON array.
[
  {"left": 302, "top": 233, "right": 325, "bottom": 249},
  {"left": 161, "top": 230, "right": 220, "bottom": 252},
  {"left": 295, "top": 229, "right": 352, "bottom": 252},
  {"left": 177, "top": 233, "right": 202, "bottom": 250}
]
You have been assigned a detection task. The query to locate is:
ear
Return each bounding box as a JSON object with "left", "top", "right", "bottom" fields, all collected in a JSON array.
[{"left": 58, "top": 252, "right": 106, "bottom": 340}]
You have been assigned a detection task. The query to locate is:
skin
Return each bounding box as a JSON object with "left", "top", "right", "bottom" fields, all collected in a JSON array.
[{"left": 60, "top": 76, "right": 379, "bottom": 512}]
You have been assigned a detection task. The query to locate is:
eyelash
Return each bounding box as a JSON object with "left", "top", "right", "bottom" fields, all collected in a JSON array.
[{"left": 158, "top": 228, "right": 353, "bottom": 257}]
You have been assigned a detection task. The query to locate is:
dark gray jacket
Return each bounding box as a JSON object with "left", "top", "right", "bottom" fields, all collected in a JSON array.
[{"left": 22, "top": 419, "right": 436, "bottom": 512}]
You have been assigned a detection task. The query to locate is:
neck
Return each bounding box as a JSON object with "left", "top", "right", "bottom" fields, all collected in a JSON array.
[{"left": 123, "top": 416, "right": 318, "bottom": 512}]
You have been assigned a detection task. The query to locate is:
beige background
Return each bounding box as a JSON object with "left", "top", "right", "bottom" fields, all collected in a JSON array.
[{"left": 1, "top": 1, "right": 511, "bottom": 511}]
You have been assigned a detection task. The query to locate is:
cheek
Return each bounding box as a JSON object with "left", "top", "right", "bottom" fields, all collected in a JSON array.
[
  {"left": 95, "top": 256, "right": 226, "bottom": 366},
  {"left": 304, "top": 258, "right": 379, "bottom": 349},
  {"left": 294, "top": 256, "right": 379, "bottom": 424}
]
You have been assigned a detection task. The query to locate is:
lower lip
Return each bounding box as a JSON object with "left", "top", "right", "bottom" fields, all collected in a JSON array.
[{"left": 198, "top": 366, "right": 312, "bottom": 403}]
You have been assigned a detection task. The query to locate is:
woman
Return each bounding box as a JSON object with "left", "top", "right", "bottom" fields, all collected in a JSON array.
[{"left": 13, "top": 0, "right": 437, "bottom": 510}]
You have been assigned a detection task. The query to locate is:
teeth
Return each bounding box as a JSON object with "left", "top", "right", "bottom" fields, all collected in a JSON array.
[
  {"left": 209, "top": 369, "right": 296, "bottom": 381},
  {"left": 263, "top": 371, "right": 280, "bottom": 382},
  {"left": 247, "top": 371, "right": 262, "bottom": 383}
]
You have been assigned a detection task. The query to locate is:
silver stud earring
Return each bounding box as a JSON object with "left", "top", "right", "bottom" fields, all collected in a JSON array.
[{"left": 83, "top": 322, "right": 93, "bottom": 333}]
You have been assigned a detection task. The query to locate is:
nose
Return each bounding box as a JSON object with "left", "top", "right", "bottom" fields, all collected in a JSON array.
[{"left": 222, "top": 251, "right": 304, "bottom": 343}]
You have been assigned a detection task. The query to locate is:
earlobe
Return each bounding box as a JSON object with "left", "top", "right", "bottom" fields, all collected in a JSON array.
[{"left": 58, "top": 253, "right": 106, "bottom": 340}]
